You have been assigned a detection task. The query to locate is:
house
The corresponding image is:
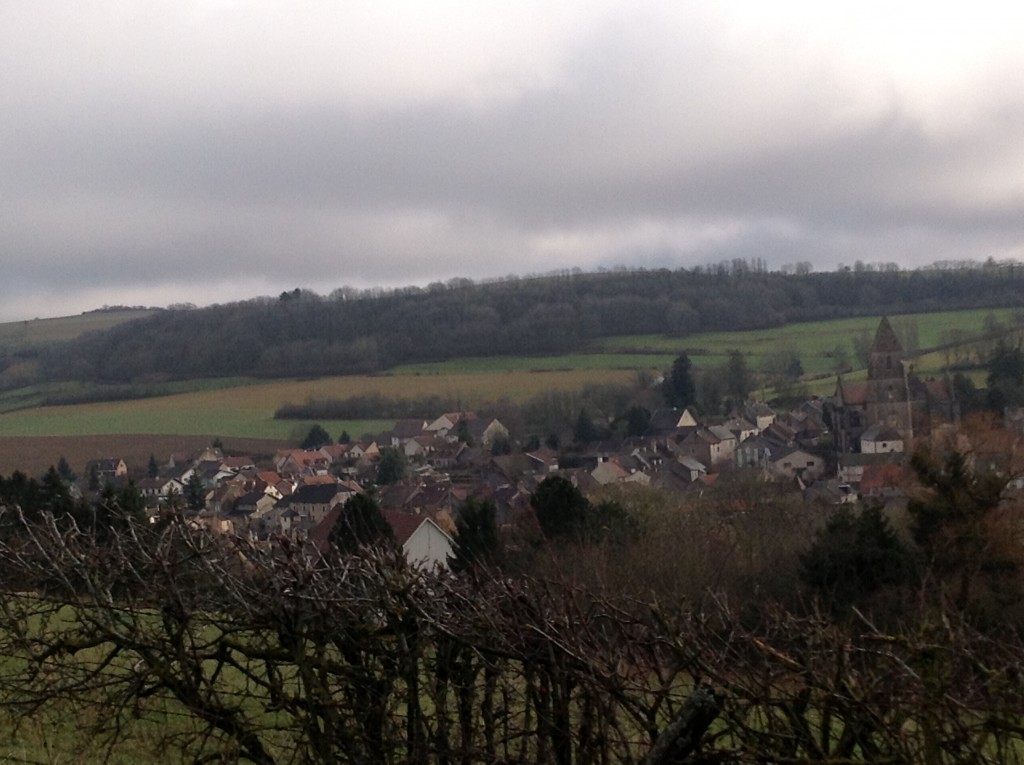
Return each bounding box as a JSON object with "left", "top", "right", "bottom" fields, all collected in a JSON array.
[
  {"left": 274, "top": 449, "right": 332, "bottom": 476},
  {"left": 85, "top": 458, "right": 128, "bottom": 482},
  {"left": 677, "top": 427, "right": 737, "bottom": 468},
  {"left": 349, "top": 441, "right": 380, "bottom": 460},
  {"left": 403, "top": 434, "right": 439, "bottom": 460},
  {"left": 465, "top": 418, "right": 510, "bottom": 447},
  {"left": 743, "top": 401, "right": 776, "bottom": 432},
  {"left": 719, "top": 416, "right": 759, "bottom": 443},
  {"left": 309, "top": 504, "right": 456, "bottom": 569},
  {"left": 591, "top": 458, "right": 631, "bottom": 485},
  {"left": 135, "top": 477, "right": 164, "bottom": 502},
  {"left": 859, "top": 462, "right": 907, "bottom": 498},
  {"left": 426, "top": 412, "right": 477, "bottom": 439},
  {"left": 388, "top": 419, "right": 429, "bottom": 446},
  {"left": 383, "top": 510, "right": 456, "bottom": 569},
  {"left": 860, "top": 424, "right": 904, "bottom": 454},
  {"left": 427, "top": 442, "right": 465, "bottom": 470},
  {"left": 220, "top": 455, "right": 256, "bottom": 471},
  {"left": 525, "top": 449, "right": 559, "bottom": 474},
  {"left": 836, "top": 452, "right": 905, "bottom": 486},
  {"left": 733, "top": 435, "right": 774, "bottom": 470},
  {"left": 284, "top": 482, "right": 353, "bottom": 531},
  {"left": 320, "top": 443, "right": 351, "bottom": 464},
  {"left": 648, "top": 408, "right": 700, "bottom": 437},
  {"left": 674, "top": 456, "right": 707, "bottom": 483},
  {"left": 156, "top": 476, "right": 184, "bottom": 498},
  {"left": 767, "top": 446, "right": 824, "bottom": 482}
]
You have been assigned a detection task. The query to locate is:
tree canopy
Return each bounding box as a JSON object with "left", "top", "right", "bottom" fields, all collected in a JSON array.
[
  {"left": 664, "top": 352, "right": 697, "bottom": 409},
  {"left": 799, "top": 503, "right": 913, "bottom": 613},
  {"left": 531, "top": 476, "right": 591, "bottom": 542},
  {"left": 20, "top": 263, "right": 1024, "bottom": 390},
  {"left": 328, "top": 493, "right": 395, "bottom": 555},
  {"left": 449, "top": 498, "right": 501, "bottom": 574}
]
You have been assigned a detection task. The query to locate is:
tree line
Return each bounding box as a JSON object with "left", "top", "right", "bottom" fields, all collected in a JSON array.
[{"left": 14, "top": 260, "right": 1024, "bottom": 388}]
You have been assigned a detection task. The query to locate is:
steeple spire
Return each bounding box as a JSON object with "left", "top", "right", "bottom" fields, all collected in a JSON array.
[{"left": 872, "top": 316, "right": 902, "bottom": 354}]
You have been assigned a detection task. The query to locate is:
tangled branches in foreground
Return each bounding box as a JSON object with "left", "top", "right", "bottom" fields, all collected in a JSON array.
[{"left": 0, "top": 509, "right": 1023, "bottom": 764}]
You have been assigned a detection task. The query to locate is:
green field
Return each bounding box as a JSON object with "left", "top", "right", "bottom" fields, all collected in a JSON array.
[
  {"left": 0, "top": 307, "right": 1015, "bottom": 439},
  {"left": 596, "top": 307, "right": 1019, "bottom": 361},
  {"left": 0, "top": 309, "right": 154, "bottom": 348}
]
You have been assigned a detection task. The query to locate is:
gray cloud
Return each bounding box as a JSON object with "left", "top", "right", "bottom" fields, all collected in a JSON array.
[{"left": 2, "top": 2, "right": 1023, "bottom": 321}]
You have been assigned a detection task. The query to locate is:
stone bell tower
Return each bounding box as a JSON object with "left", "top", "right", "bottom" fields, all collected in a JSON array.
[{"left": 865, "top": 316, "right": 913, "bottom": 443}]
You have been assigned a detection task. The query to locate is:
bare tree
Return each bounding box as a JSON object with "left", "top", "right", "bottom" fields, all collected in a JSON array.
[{"left": 2, "top": 504, "right": 1024, "bottom": 764}]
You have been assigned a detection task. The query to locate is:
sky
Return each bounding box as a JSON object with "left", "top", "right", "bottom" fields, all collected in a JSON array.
[{"left": 2, "top": 1, "right": 1024, "bottom": 322}]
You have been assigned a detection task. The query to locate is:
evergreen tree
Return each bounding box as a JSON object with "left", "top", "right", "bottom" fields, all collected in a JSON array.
[
  {"left": 87, "top": 463, "right": 100, "bottom": 492},
  {"left": 908, "top": 446, "right": 1016, "bottom": 614},
  {"left": 725, "top": 350, "right": 752, "bottom": 403},
  {"left": 623, "top": 405, "right": 651, "bottom": 438},
  {"left": 455, "top": 419, "right": 473, "bottom": 446},
  {"left": 587, "top": 499, "right": 641, "bottom": 544},
  {"left": 663, "top": 353, "right": 697, "bottom": 409},
  {"left": 56, "top": 456, "right": 76, "bottom": 484},
  {"left": 301, "top": 424, "right": 333, "bottom": 450},
  {"left": 40, "top": 466, "right": 76, "bottom": 517},
  {"left": 986, "top": 339, "right": 1024, "bottom": 410},
  {"left": 329, "top": 493, "right": 395, "bottom": 555},
  {"left": 531, "top": 476, "right": 590, "bottom": 542},
  {"left": 375, "top": 448, "right": 407, "bottom": 485},
  {"left": 574, "top": 408, "right": 599, "bottom": 444},
  {"left": 147, "top": 454, "right": 159, "bottom": 479},
  {"left": 449, "top": 498, "right": 501, "bottom": 573},
  {"left": 800, "top": 503, "right": 913, "bottom": 612},
  {"left": 185, "top": 473, "right": 207, "bottom": 514}
]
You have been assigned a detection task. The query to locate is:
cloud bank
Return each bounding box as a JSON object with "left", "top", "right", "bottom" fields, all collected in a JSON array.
[{"left": 2, "top": 1, "right": 1023, "bottom": 320}]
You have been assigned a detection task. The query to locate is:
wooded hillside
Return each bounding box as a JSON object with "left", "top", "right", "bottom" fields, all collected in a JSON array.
[{"left": 19, "top": 261, "right": 1024, "bottom": 386}]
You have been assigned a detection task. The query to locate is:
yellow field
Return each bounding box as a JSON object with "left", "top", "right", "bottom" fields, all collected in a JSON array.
[{"left": 0, "top": 369, "right": 638, "bottom": 439}]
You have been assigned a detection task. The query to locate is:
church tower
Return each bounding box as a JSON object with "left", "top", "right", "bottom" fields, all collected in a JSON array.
[{"left": 865, "top": 317, "right": 913, "bottom": 442}]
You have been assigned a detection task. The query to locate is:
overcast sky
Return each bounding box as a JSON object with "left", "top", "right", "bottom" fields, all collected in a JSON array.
[{"left": 3, "top": 2, "right": 1023, "bottom": 321}]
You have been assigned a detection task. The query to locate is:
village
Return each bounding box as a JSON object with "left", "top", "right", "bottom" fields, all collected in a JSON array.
[{"left": 62, "top": 318, "right": 999, "bottom": 571}]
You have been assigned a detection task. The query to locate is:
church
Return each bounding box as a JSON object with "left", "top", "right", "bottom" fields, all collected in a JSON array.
[{"left": 829, "top": 317, "right": 957, "bottom": 453}]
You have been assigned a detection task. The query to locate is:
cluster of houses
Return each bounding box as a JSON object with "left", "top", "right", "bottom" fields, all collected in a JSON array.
[
  {"left": 74, "top": 319, "right": 978, "bottom": 567},
  {"left": 78, "top": 397, "right": 893, "bottom": 568}
]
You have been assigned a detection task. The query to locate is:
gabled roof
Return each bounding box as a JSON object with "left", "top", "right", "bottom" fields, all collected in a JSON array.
[
  {"left": 706, "top": 425, "right": 737, "bottom": 442},
  {"left": 721, "top": 417, "right": 757, "bottom": 433},
  {"left": 736, "top": 434, "right": 774, "bottom": 452},
  {"left": 392, "top": 419, "right": 428, "bottom": 438},
  {"left": 288, "top": 482, "right": 342, "bottom": 506},
  {"left": 381, "top": 510, "right": 455, "bottom": 547},
  {"left": 677, "top": 456, "right": 707, "bottom": 473},
  {"left": 648, "top": 408, "right": 698, "bottom": 432},
  {"left": 836, "top": 378, "right": 869, "bottom": 405},
  {"left": 860, "top": 462, "right": 906, "bottom": 494},
  {"left": 768, "top": 445, "right": 816, "bottom": 464},
  {"left": 466, "top": 417, "right": 506, "bottom": 440},
  {"left": 320, "top": 443, "right": 350, "bottom": 461},
  {"left": 861, "top": 423, "right": 903, "bottom": 443}
]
